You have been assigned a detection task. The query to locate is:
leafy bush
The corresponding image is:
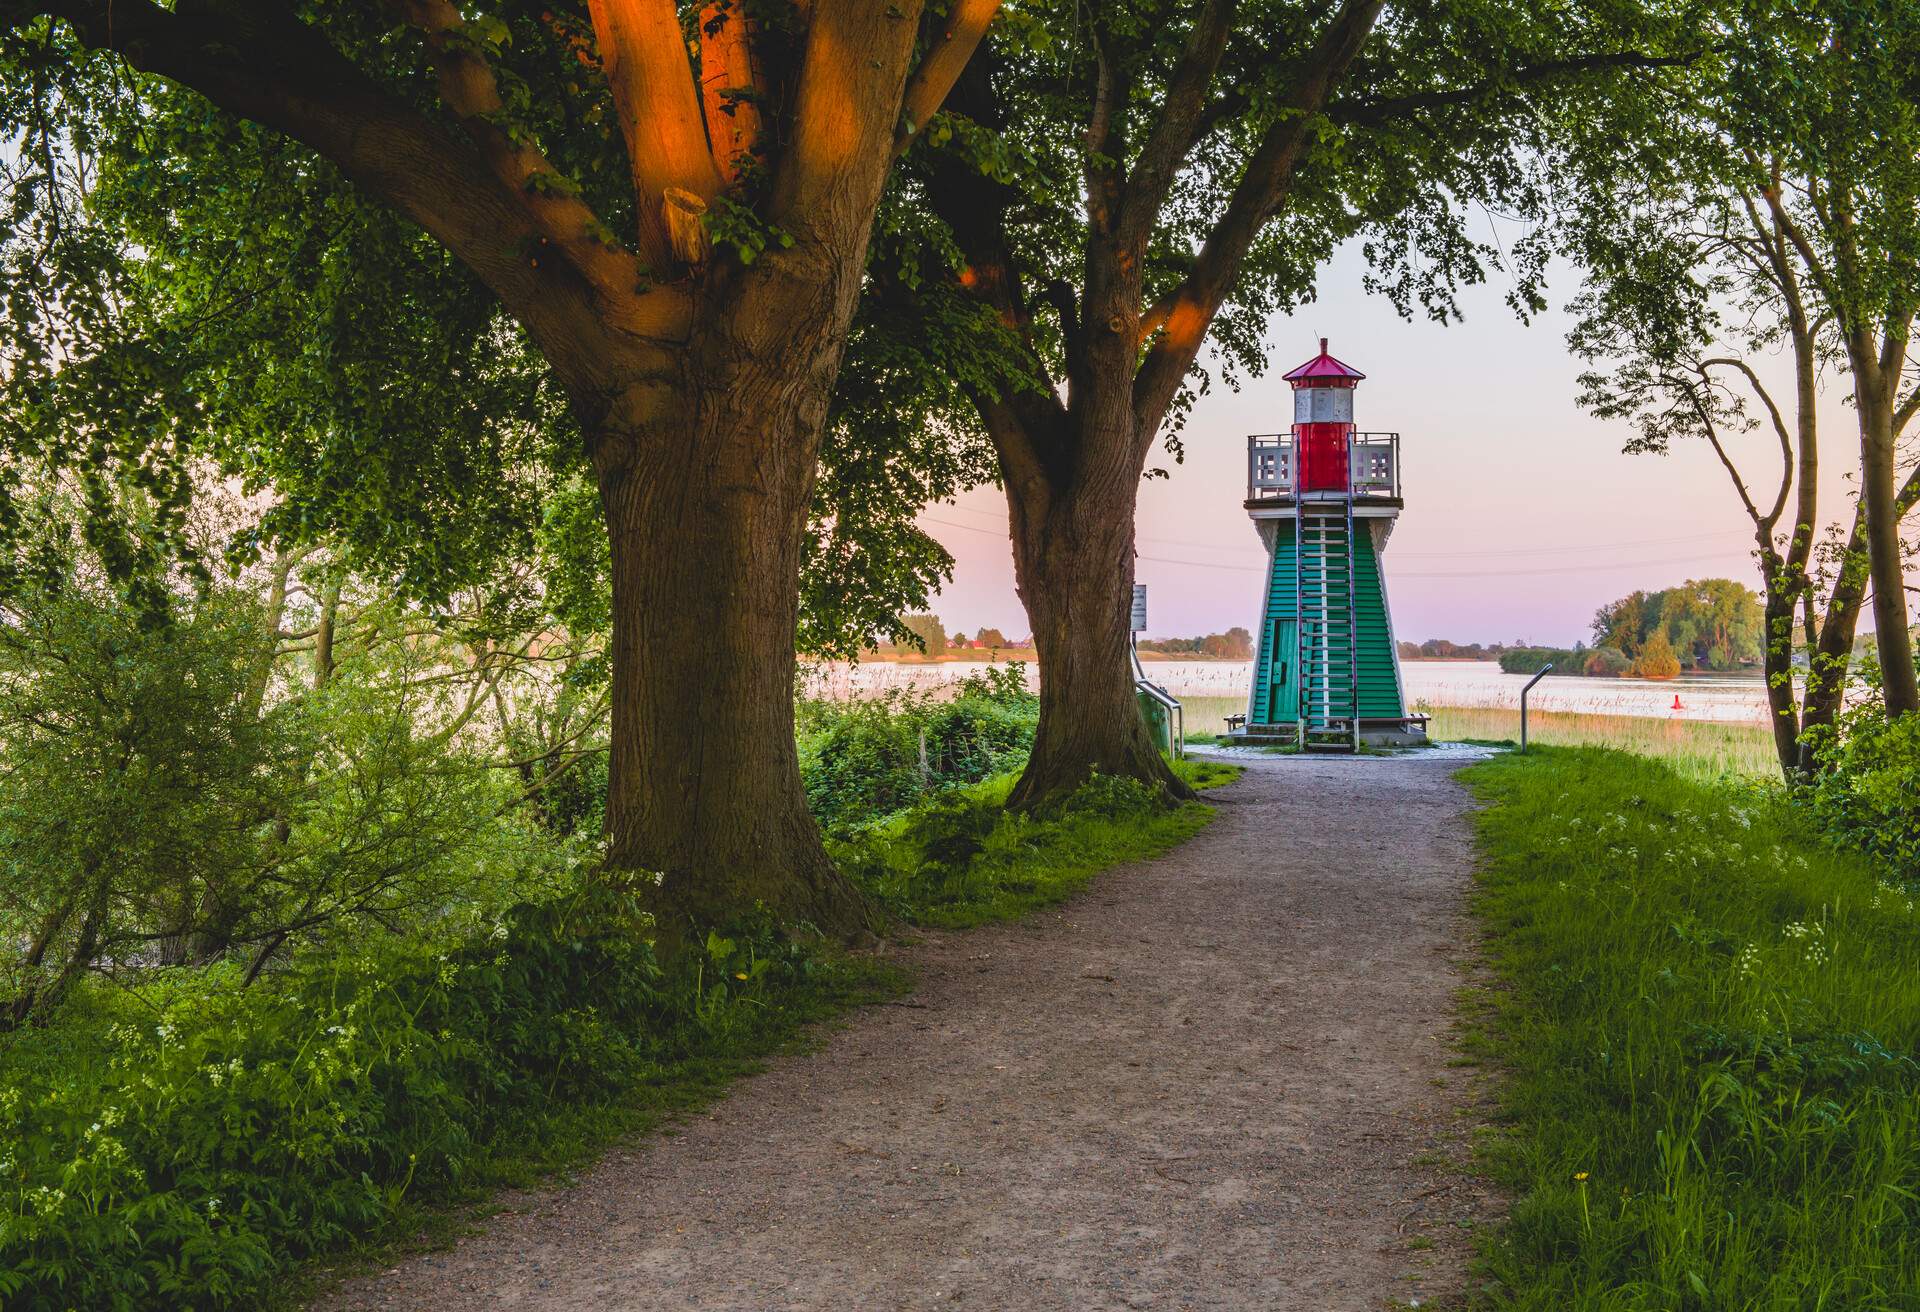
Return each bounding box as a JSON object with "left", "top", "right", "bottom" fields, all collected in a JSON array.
[
  {"left": 0, "top": 889, "right": 863, "bottom": 1310},
  {"left": 1804, "top": 704, "right": 1920, "bottom": 880},
  {"left": 798, "top": 664, "right": 1038, "bottom": 834},
  {"left": 1582, "top": 647, "right": 1631, "bottom": 677},
  {"left": 0, "top": 574, "right": 571, "bottom": 1024},
  {"left": 1498, "top": 646, "right": 1584, "bottom": 675},
  {"left": 0, "top": 575, "right": 291, "bottom": 1022},
  {"left": 1631, "top": 629, "right": 1682, "bottom": 679}
]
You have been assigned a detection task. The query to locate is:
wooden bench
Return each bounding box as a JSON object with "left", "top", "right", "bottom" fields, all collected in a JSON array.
[{"left": 1225, "top": 713, "right": 1247, "bottom": 734}]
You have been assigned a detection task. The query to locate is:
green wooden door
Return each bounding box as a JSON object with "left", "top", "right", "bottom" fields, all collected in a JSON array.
[{"left": 1267, "top": 617, "right": 1297, "bottom": 724}]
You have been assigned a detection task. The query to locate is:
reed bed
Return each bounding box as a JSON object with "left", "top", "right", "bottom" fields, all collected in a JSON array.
[
  {"left": 1175, "top": 694, "right": 1247, "bottom": 738},
  {"left": 1419, "top": 703, "right": 1779, "bottom": 778},
  {"left": 1179, "top": 693, "right": 1777, "bottom": 778}
]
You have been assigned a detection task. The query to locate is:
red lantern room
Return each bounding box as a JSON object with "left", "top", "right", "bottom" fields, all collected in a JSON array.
[{"left": 1282, "top": 338, "right": 1365, "bottom": 492}]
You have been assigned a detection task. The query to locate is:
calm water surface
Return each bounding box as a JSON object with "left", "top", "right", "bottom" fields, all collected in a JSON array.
[{"left": 802, "top": 658, "right": 1772, "bottom": 724}]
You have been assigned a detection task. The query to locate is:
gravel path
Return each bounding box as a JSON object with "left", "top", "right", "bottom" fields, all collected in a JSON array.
[{"left": 319, "top": 752, "right": 1497, "bottom": 1311}]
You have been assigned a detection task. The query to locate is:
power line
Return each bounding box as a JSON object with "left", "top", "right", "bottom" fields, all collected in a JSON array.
[
  {"left": 919, "top": 515, "right": 1754, "bottom": 579},
  {"left": 921, "top": 504, "right": 1751, "bottom": 559}
]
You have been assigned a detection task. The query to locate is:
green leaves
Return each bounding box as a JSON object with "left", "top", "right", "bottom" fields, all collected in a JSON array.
[{"left": 699, "top": 194, "right": 796, "bottom": 266}]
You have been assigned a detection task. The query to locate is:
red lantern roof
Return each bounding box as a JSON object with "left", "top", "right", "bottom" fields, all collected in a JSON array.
[{"left": 1282, "top": 337, "right": 1365, "bottom": 384}]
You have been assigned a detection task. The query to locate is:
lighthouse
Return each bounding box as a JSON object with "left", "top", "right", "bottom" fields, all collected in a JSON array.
[{"left": 1236, "top": 340, "right": 1422, "bottom": 750}]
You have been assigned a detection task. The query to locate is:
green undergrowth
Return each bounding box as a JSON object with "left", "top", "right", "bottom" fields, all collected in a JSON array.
[
  {"left": 838, "top": 757, "right": 1239, "bottom": 928},
  {"left": 1460, "top": 747, "right": 1920, "bottom": 1309},
  {"left": 0, "top": 757, "right": 1232, "bottom": 1310},
  {"left": 0, "top": 891, "right": 901, "bottom": 1311}
]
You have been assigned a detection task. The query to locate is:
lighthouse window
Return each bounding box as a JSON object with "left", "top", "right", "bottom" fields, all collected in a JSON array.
[{"left": 1294, "top": 388, "right": 1353, "bottom": 424}]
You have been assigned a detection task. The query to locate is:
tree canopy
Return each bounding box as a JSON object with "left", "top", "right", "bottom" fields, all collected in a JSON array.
[{"left": 0, "top": 7, "right": 997, "bottom": 655}]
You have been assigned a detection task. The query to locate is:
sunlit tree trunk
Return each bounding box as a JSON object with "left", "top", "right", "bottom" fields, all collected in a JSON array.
[{"left": 591, "top": 282, "right": 881, "bottom": 935}]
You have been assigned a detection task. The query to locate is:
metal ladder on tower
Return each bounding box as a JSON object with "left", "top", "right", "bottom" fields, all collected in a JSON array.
[{"left": 1293, "top": 493, "right": 1361, "bottom": 752}]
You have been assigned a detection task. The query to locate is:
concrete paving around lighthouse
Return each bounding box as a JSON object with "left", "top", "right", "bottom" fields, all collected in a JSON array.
[{"left": 316, "top": 750, "right": 1501, "bottom": 1312}]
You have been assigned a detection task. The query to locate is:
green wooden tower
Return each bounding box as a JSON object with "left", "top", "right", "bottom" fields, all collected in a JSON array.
[{"left": 1237, "top": 340, "right": 1424, "bottom": 751}]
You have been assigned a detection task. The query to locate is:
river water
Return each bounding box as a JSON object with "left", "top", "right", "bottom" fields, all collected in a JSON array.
[{"left": 800, "top": 658, "right": 1773, "bottom": 725}]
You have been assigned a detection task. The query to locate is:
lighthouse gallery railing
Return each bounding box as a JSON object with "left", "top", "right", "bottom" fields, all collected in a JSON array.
[{"left": 1246, "top": 431, "right": 1399, "bottom": 500}]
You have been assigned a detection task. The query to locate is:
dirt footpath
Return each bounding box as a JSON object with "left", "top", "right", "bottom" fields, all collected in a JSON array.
[{"left": 319, "top": 751, "right": 1497, "bottom": 1312}]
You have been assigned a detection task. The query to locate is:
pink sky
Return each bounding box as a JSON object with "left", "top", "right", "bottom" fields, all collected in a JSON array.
[{"left": 918, "top": 241, "right": 1865, "bottom": 649}]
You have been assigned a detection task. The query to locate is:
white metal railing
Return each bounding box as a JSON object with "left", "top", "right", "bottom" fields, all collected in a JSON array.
[
  {"left": 1246, "top": 430, "right": 1400, "bottom": 499},
  {"left": 1249, "top": 440, "right": 1294, "bottom": 494},
  {"left": 1350, "top": 436, "right": 1396, "bottom": 494}
]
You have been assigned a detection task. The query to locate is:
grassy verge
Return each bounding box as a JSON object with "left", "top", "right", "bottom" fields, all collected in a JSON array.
[
  {"left": 0, "top": 758, "right": 1234, "bottom": 1311},
  {"left": 1460, "top": 747, "right": 1920, "bottom": 1308},
  {"left": 1429, "top": 704, "right": 1778, "bottom": 778},
  {"left": 840, "top": 756, "right": 1239, "bottom": 928}
]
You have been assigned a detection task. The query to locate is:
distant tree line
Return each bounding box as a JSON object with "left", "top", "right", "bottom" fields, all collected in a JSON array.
[
  {"left": 1137, "top": 628, "right": 1254, "bottom": 659},
  {"left": 869, "top": 616, "right": 1021, "bottom": 657},
  {"left": 1396, "top": 638, "right": 1513, "bottom": 660},
  {"left": 1484, "top": 579, "right": 1762, "bottom": 680},
  {"left": 1404, "top": 579, "right": 1762, "bottom": 681},
  {"left": 868, "top": 620, "right": 1253, "bottom": 660},
  {"left": 1592, "top": 580, "right": 1763, "bottom": 671}
]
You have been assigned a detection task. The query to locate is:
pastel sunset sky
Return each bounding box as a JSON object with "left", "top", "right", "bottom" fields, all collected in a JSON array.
[{"left": 917, "top": 239, "right": 1866, "bottom": 648}]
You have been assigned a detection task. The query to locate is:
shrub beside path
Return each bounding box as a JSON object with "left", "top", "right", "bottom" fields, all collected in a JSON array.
[{"left": 319, "top": 752, "right": 1498, "bottom": 1311}]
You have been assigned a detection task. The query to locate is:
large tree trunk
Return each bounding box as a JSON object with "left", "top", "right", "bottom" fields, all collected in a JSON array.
[
  {"left": 1795, "top": 461, "right": 1920, "bottom": 771},
  {"left": 1851, "top": 332, "right": 1919, "bottom": 716},
  {"left": 1001, "top": 441, "right": 1192, "bottom": 810},
  {"left": 592, "top": 310, "right": 874, "bottom": 940}
]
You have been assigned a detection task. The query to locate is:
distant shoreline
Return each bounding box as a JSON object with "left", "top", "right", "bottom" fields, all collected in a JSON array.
[{"left": 841, "top": 650, "right": 1250, "bottom": 663}]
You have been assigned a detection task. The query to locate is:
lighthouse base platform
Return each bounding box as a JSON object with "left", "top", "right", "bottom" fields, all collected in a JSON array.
[{"left": 1226, "top": 716, "right": 1431, "bottom": 750}]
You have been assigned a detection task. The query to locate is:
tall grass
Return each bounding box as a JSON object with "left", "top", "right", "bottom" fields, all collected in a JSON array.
[
  {"left": 1429, "top": 704, "right": 1779, "bottom": 778},
  {"left": 1177, "top": 694, "right": 1246, "bottom": 737},
  {"left": 1461, "top": 747, "right": 1920, "bottom": 1308},
  {"left": 1181, "top": 692, "right": 1778, "bottom": 779}
]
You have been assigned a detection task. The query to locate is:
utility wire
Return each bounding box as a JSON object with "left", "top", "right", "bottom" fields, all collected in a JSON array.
[
  {"left": 918, "top": 515, "right": 1754, "bottom": 580},
  {"left": 921, "top": 503, "right": 1751, "bottom": 559}
]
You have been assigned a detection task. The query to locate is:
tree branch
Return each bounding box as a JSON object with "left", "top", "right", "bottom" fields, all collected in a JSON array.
[
  {"left": 1081, "top": 32, "right": 1130, "bottom": 237},
  {"left": 699, "top": 0, "right": 766, "bottom": 184},
  {"left": 1326, "top": 49, "right": 1700, "bottom": 126},
  {"left": 38, "top": 0, "right": 644, "bottom": 384},
  {"left": 1130, "top": 0, "right": 1386, "bottom": 442},
  {"left": 395, "top": 0, "right": 674, "bottom": 336},
  {"left": 896, "top": 0, "right": 1002, "bottom": 153},
  {"left": 1114, "top": 0, "right": 1237, "bottom": 251},
  {"left": 1681, "top": 369, "right": 1767, "bottom": 528},
  {"left": 1896, "top": 378, "right": 1920, "bottom": 437},
  {"left": 585, "top": 0, "right": 724, "bottom": 270},
  {"left": 1701, "top": 356, "right": 1793, "bottom": 528}
]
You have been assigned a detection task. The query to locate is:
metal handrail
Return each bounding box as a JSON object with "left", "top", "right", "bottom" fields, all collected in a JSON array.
[
  {"left": 1130, "top": 640, "right": 1185, "bottom": 758},
  {"left": 1136, "top": 679, "right": 1185, "bottom": 759},
  {"left": 1520, "top": 664, "right": 1554, "bottom": 752}
]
